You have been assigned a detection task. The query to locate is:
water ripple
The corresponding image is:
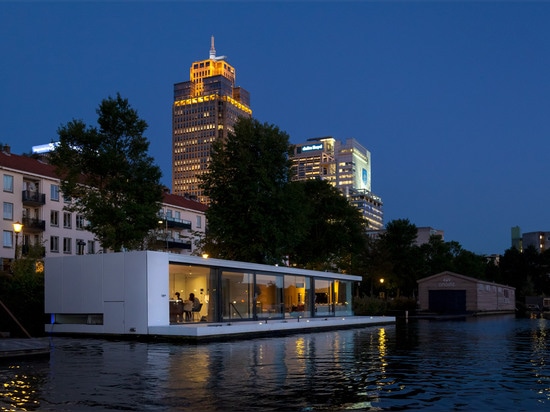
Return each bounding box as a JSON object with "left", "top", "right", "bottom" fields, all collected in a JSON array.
[{"left": 0, "top": 316, "right": 548, "bottom": 411}]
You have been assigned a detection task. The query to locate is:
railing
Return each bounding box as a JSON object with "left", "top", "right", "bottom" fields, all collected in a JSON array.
[
  {"left": 158, "top": 216, "right": 192, "bottom": 230},
  {"left": 167, "top": 219, "right": 192, "bottom": 230},
  {"left": 21, "top": 217, "right": 46, "bottom": 231},
  {"left": 22, "top": 190, "right": 46, "bottom": 205}
]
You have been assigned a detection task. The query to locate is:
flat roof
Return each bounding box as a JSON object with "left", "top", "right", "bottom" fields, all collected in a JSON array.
[{"left": 163, "top": 252, "right": 362, "bottom": 281}]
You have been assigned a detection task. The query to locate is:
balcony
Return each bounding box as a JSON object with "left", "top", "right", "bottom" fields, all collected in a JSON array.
[
  {"left": 155, "top": 236, "right": 192, "bottom": 251},
  {"left": 167, "top": 219, "right": 192, "bottom": 230},
  {"left": 158, "top": 217, "right": 192, "bottom": 231},
  {"left": 21, "top": 217, "right": 46, "bottom": 232},
  {"left": 22, "top": 190, "right": 46, "bottom": 206}
]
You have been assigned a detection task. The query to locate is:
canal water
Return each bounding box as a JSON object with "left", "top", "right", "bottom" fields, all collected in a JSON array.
[{"left": 1, "top": 315, "right": 548, "bottom": 411}]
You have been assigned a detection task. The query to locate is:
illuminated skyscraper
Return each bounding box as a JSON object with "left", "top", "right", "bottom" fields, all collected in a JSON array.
[
  {"left": 172, "top": 36, "right": 252, "bottom": 202},
  {"left": 290, "top": 137, "right": 384, "bottom": 230}
]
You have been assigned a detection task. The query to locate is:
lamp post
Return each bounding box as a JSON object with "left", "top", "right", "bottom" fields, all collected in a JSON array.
[
  {"left": 158, "top": 219, "right": 168, "bottom": 250},
  {"left": 379, "top": 278, "right": 385, "bottom": 300},
  {"left": 13, "top": 221, "right": 23, "bottom": 261}
]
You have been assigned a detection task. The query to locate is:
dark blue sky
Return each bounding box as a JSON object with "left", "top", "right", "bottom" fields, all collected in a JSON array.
[{"left": 2, "top": 1, "right": 549, "bottom": 255}]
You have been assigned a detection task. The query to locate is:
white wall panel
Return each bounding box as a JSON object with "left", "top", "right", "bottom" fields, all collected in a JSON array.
[{"left": 146, "top": 251, "right": 170, "bottom": 326}]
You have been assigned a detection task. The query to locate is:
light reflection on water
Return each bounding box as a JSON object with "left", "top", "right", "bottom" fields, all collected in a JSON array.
[{"left": 0, "top": 315, "right": 548, "bottom": 411}]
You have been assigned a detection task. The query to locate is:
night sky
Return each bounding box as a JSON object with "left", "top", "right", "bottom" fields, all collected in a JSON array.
[{"left": 2, "top": 1, "right": 549, "bottom": 255}]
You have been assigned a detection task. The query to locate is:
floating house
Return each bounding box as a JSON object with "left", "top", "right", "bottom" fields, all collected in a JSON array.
[
  {"left": 44, "top": 251, "right": 394, "bottom": 340},
  {"left": 417, "top": 271, "right": 516, "bottom": 315}
]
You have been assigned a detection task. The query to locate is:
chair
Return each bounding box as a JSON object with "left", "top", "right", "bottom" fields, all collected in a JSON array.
[{"left": 192, "top": 303, "right": 203, "bottom": 321}]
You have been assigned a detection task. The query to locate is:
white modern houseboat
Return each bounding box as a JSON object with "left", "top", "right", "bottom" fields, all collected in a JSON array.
[{"left": 44, "top": 251, "right": 394, "bottom": 341}]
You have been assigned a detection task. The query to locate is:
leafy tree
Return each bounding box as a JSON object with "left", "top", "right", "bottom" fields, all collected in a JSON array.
[
  {"left": 380, "top": 218, "right": 422, "bottom": 297},
  {"left": 288, "top": 179, "right": 367, "bottom": 271},
  {"left": 418, "top": 235, "right": 455, "bottom": 275},
  {"left": 355, "top": 234, "right": 394, "bottom": 297},
  {"left": 453, "top": 248, "right": 486, "bottom": 279},
  {"left": 200, "top": 117, "right": 305, "bottom": 264},
  {"left": 49, "top": 93, "right": 163, "bottom": 252},
  {"left": 0, "top": 257, "right": 45, "bottom": 337}
]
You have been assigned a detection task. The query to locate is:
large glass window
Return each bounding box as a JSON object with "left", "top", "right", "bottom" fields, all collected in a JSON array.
[
  {"left": 255, "top": 273, "right": 283, "bottom": 319},
  {"left": 314, "top": 278, "right": 334, "bottom": 316},
  {"left": 333, "top": 280, "right": 353, "bottom": 316},
  {"left": 221, "top": 270, "right": 254, "bottom": 320},
  {"left": 169, "top": 263, "right": 212, "bottom": 323},
  {"left": 284, "top": 275, "right": 311, "bottom": 318}
]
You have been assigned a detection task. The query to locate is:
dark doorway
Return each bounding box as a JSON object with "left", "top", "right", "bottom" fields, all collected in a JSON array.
[{"left": 429, "top": 290, "right": 466, "bottom": 313}]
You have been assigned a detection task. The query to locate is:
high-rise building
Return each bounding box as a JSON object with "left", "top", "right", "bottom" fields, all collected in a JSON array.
[
  {"left": 172, "top": 37, "right": 252, "bottom": 203},
  {"left": 290, "top": 137, "right": 384, "bottom": 230}
]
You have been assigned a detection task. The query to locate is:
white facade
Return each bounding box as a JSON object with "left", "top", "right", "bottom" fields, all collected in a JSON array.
[{"left": 43, "top": 251, "right": 384, "bottom": 339}]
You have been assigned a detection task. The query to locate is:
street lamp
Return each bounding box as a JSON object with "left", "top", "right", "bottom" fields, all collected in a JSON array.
[
  {"left": 13, "top": 221, "right": 23, "bottom": 260},
  {"left": 379, "top": 278, "right": 385, "bottom": 300},
  {"left": 158, "top": 219, "right": 168, "bottom": 250}
]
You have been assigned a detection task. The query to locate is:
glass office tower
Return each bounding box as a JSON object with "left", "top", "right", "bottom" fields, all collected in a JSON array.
[
  {"left": 172, "top": 37, "right": 252, "bottom": 203},
  {"left": 290, "top": 137, "right": 384, "bottom": 230}
]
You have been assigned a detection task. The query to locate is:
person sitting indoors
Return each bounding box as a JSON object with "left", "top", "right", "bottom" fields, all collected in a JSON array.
[
  {"left": 185, "top": 293, "right": 201, "bottom": 321},
  {"left": 189, "top": 293, "right": 200, "bottom": 310}
]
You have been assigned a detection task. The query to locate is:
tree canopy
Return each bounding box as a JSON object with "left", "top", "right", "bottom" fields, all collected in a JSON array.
[
  {"left": 288, "top": 179, "right": 367, "bottom": 271},
  {"left": 49, "top": 93, "right": 163, "bottom": 252},
  {"left": 357, "top": 219, "right": 488, "bottom": 298},
  {"left": 200, "top": 117, "right": 303, "bottom": 264},
  {"left": 200, "top": 117, "right": 367, "bottom": 269}
]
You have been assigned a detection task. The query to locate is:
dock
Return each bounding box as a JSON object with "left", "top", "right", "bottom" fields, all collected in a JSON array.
[{"left": 0, "top": 338, "right": 50, "bottom": 360}]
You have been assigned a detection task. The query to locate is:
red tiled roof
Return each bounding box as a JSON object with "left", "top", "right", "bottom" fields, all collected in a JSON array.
[
  {"left": 0, "top": 150, "right": 208, "bottom": 213},
  {"left": 163, "top": 192, "right": 208, "bottom": 212},
  {"left": 0, "top": 151, "right": 58, "bottom": 179}
]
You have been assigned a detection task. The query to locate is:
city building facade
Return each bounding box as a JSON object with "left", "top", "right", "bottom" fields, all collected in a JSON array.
[
  {"left": 521, "top": 231, "right": 550, "bottom": 253},
  {"left": 510, "top": 226, "right": 550, "bottom": 253},
  {"left": 1, "top": 147, "right": 206, "bottom": 274},
  {"left": 172, "top": 36, "right": 252, "bottom": 203},
  {"left": 290, "top": 137, "right": 383, "bottom": 230}
]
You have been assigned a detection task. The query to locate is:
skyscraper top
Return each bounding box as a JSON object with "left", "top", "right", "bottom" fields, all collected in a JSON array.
[
  {"left": 208, "top": 35, "right": 226, "bottom": 61},
  {"left": 209, "top": 35, "right": 216, "bottom": 59}
]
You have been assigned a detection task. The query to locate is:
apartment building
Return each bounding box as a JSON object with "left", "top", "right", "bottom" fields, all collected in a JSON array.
[{"left": 1, "top": 146, "right": 206, "bottom": 273}]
